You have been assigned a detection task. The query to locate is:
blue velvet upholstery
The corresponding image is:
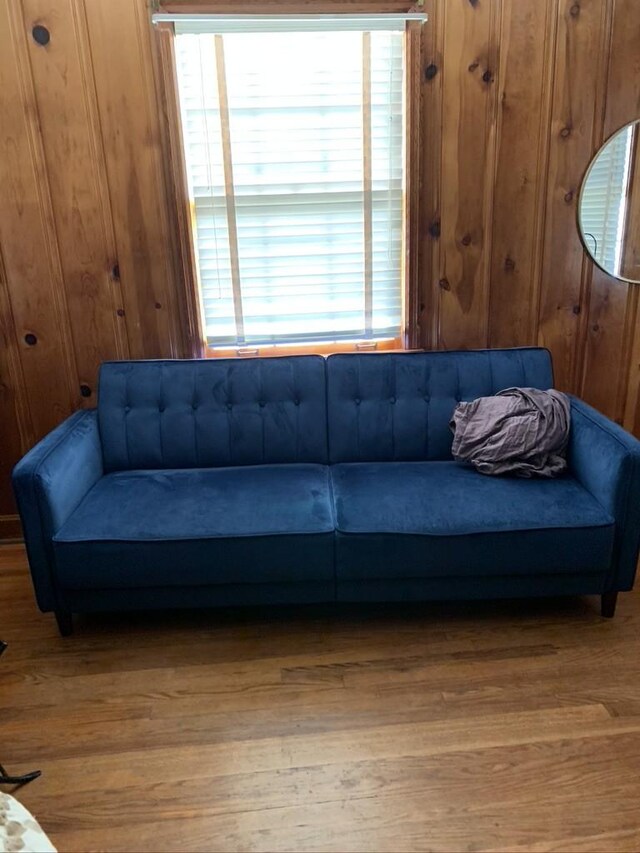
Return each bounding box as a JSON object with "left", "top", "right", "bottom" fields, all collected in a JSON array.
[
  {"left": 98, "top": 356, "right": 328, "bottom": 471},
  {"left": 326, "top": 348, "right": 553, "bottom": 463},
  {"left": 568, "top": 397, "right": 640, "bottom": 591},
  {"left": 337, "top": 574, "right": 609, "bottom": 603},
  {"left": 11, "top": 348, "right": 640, "bottom": 624},
  {"left": 332, "top": 462, "right": 613, "bottom": 581},
  {"left": 53, "top": 465, "right": 334, "bottom": 588},
  {"left": 12, "top": 410, "right": 103, "bottom": 611},
  {"left": 60, "top": 582, "right": 334, "bottom": 613}
]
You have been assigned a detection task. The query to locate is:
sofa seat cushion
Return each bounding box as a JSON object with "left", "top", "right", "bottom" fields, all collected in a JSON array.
[
  {"left": 331, "top": 462, "right": 615, "bottom": 580},
  {"left": 53, "top": 464, "right": 335, "bottom": 589}
]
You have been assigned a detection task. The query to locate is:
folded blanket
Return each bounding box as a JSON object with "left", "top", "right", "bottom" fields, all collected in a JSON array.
[{"left": 450, "top": 387, "right": 570, "bottom": 478}]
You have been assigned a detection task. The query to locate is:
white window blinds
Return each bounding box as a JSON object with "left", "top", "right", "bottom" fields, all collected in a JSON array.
[
  {"left": 173, "top": 21, "right": 405, "bottom": 347},
  {"left": 580, "top": 125, "right": 633, "bottom": 276}
]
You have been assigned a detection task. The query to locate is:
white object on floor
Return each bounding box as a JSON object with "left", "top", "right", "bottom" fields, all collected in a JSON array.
[{"left": 0, "top": 792, "right": 56, "bottom": 853}]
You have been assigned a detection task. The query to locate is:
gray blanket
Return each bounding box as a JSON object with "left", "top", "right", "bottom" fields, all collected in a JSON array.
[{"left": 450, "top": 387, "right": 570, "bottom": 478}]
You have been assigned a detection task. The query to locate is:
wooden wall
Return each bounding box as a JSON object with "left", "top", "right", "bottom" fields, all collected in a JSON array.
[{"left": 0, "top": 0, "right": 639, "bottom": 539}]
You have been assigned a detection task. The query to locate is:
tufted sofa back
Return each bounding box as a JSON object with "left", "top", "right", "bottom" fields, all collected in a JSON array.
[
  {"left": 97, "top": 348, "right": 554, "bottom": 471},
  {"left": 326, "top": 348, "right": 553, "bottom": 462},
  {"left": 98, "top": 356, "right": 328, "bottom": 471}
]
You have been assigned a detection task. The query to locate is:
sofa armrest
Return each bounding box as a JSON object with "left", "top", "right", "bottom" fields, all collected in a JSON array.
[
  {"left": 568, "top": 397, "right": 640, "bottom": 590},
  {"left": 12, "top": 410, "right": 103, "bottom": 612}
]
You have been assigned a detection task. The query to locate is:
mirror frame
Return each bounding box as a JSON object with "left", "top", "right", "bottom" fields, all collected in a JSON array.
[{"left": 577, "top": 119, "right": 640, "bottom": 285}]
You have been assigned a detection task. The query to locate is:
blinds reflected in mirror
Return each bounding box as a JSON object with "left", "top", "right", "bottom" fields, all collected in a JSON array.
[
  {"left": 580, "top": 124, "right": 633, "bottom": 278},
  {"left": 174, "top": 25, "right": 405, "bottom": 347}
]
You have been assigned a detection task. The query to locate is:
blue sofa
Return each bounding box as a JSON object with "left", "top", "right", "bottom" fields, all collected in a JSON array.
[{"left": 12, "top": 347, "right": 640, "bottom": 635}]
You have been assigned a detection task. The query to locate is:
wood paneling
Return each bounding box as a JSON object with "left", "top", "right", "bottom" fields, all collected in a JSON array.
[
  {"left": 3, "top": 542, "right": 640, "bottom": 851},
  {"left": 537, "top": 0, "right": 612, "bottom": 392},
  {"left": 1, "top": 0, "right": 640, "bottom": 539},
  {"left": 0, "top": 0, "right": 78, "bottom": 437},
  {"left": 581, "top": 0, "right": 640, "bottom": 422},
  {"left": 20, "top": 0, "right": 129, "bottom": 402},
  {"left": 437, "top": 0, "right": 500, "bottom": 350},
  {"left": 82, "top": 0, "right": 183, "bottom": 360},
  {"left": 417, "top": 0, "right": 443, "bottom": 350},
  {"left": 488, "top": 0, "right": 556, "bottom": 347},
  {"left": 0, "top": 249, "right": 28, "bottom": 540}
]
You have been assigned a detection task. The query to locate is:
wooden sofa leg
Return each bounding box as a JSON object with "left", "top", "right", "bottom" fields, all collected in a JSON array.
[
  {"left": 601, "top": 592, "right": 618, "bottom": 619},
  {"left": 54, "top": 611, "right": 73, "bottom": 636}
]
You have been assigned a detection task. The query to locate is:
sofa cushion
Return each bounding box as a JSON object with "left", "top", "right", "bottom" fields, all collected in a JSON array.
[
  {"left": 327, "top": 348, "right": 554, "bottom": 463},
  {"left": 53, "top": 464, "right": 334, "bottom": 589},
  {"left": 98, "top": 356, "right": 328, "bottom": 472},
  {"left": 331, "top": 462, "right": 615, "bottom": 580}
]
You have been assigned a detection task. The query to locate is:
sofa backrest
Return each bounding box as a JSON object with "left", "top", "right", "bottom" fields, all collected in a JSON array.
[
  {"left": 98, "top": 357, "right": 328, "bottom": 471},
  {"left": 326, "top": 348, "right": 553, "bottom": 462}
]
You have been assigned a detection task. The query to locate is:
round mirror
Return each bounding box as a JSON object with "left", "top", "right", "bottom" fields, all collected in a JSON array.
[{"left": 578, "top": 119, "right": 640, "bottom": 283}]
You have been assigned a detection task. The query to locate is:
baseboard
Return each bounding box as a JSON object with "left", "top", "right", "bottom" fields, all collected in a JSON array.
[{"left": 0, "top": 514, "right": 22, "bottom": 541}]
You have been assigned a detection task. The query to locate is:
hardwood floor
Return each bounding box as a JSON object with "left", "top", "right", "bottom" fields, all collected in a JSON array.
[{"left": 2, "top": 543, "right": 640, "bottom": 852}]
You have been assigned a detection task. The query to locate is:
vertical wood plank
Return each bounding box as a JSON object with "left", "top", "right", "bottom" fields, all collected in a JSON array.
[
  {"left": 581, "top": 0, "right": 640, "bottom": 421},
  {"left": 0, "top": 0, "right": 78, "bottom": 437},
  {"left": 83, "top": 0, "right": 184, "bottom": 359},
  {"left": 437, "top": 0, "right": 501, "bottom": 350},
  {"left": 488, "top": 0, "right": 557, "bottom": 347},
  {"left": 20, "top": 0, "right": 130, "bottom": 403},
  {"left": 0, "top": 246, "right": 31, "bottom": 538},
  {"left": 417, "top": 0, "right": 444, "bottom": 350},
  {"left": 537, "top": 0, "right": 611, "bottom": 393},
  {"left": 624, "top": 323, "right": 640, "bottom": 436}
]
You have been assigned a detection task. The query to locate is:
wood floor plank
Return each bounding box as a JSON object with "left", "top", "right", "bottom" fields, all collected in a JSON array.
[{"left": 2, "top": 543, "right": 640, "bottom": 852}]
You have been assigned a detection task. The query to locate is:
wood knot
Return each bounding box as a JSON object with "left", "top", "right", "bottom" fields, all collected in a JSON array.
[
  {"left": 504, "top": 256, "right": 516, "bottom": 272},
  {"left": 425, "top": 63, "right": 438, "bottom": 81},
  {"left": 572, "top": 305, "right": 581, "bottom": 315},
  {"left": 24, "top": 333, "right": 37, "bottom": 346},
  {"left": 468, "top": 61, "right": 479, "bottom": 72},
  {"left": 482, "top": 70, "right": 493, "bottom": 83},
  {"left": 560, "top": 126, "right": 572, "bottom": 139},
  {"left": 439, "top": 278, "right": 451, "bottom": 291},
  {"left": 80, "top": 384, "right": 92, "bottom": 398},
  {"left": 564, "top": 190, "right": 574, "bottom": 203},
  {"left": 154, "top": 302, "right": 162, "bottom": 309},
  {"left": 592, "top": 324, "right": 600, "bottom": 332},
  {"left": 428, "top": 220, "right": 441, "bottom": 239},
  {"left": 570, "top": 3, "right": 580, "bottom": 17},
  {"left": 32, "top": 24, "right": 50, "bottom": 46},
  {"left": 461, "top": 233, "right": 472, "bottom": 247},
  {"left": 116, "top": 308, "right": 125, "bottom": 317},
  {"left": 111, "top": 263, "right": 120, "bottom": 280}
]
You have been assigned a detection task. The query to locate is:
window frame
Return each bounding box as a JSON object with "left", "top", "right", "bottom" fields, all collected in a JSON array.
[{"left": 153, "top": 2, "right": 422, "bottom": 358}]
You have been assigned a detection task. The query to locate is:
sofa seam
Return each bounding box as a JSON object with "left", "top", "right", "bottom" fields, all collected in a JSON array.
[
  {"left": 54, "top": 529, "right": 336, "bottom": 544},
  {"left": 158, "top": 364, "right": 165, "bottom": 466},
  {"left": 332, "top": 519, "right": 615, "bottom": 537}
]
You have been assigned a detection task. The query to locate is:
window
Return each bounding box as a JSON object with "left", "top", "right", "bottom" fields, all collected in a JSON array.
[{"left": 170, "top": 16, "right": 411, "bottom": 352}]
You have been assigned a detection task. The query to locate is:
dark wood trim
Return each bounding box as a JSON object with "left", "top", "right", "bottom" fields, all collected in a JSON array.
[{"left": 0, "top": 515, "right": 22, "bottom": 541}]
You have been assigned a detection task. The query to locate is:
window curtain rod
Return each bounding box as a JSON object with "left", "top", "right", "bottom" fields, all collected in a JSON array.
[{"left": 153, "top": 13, "right": 428, "bottom": 32}]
